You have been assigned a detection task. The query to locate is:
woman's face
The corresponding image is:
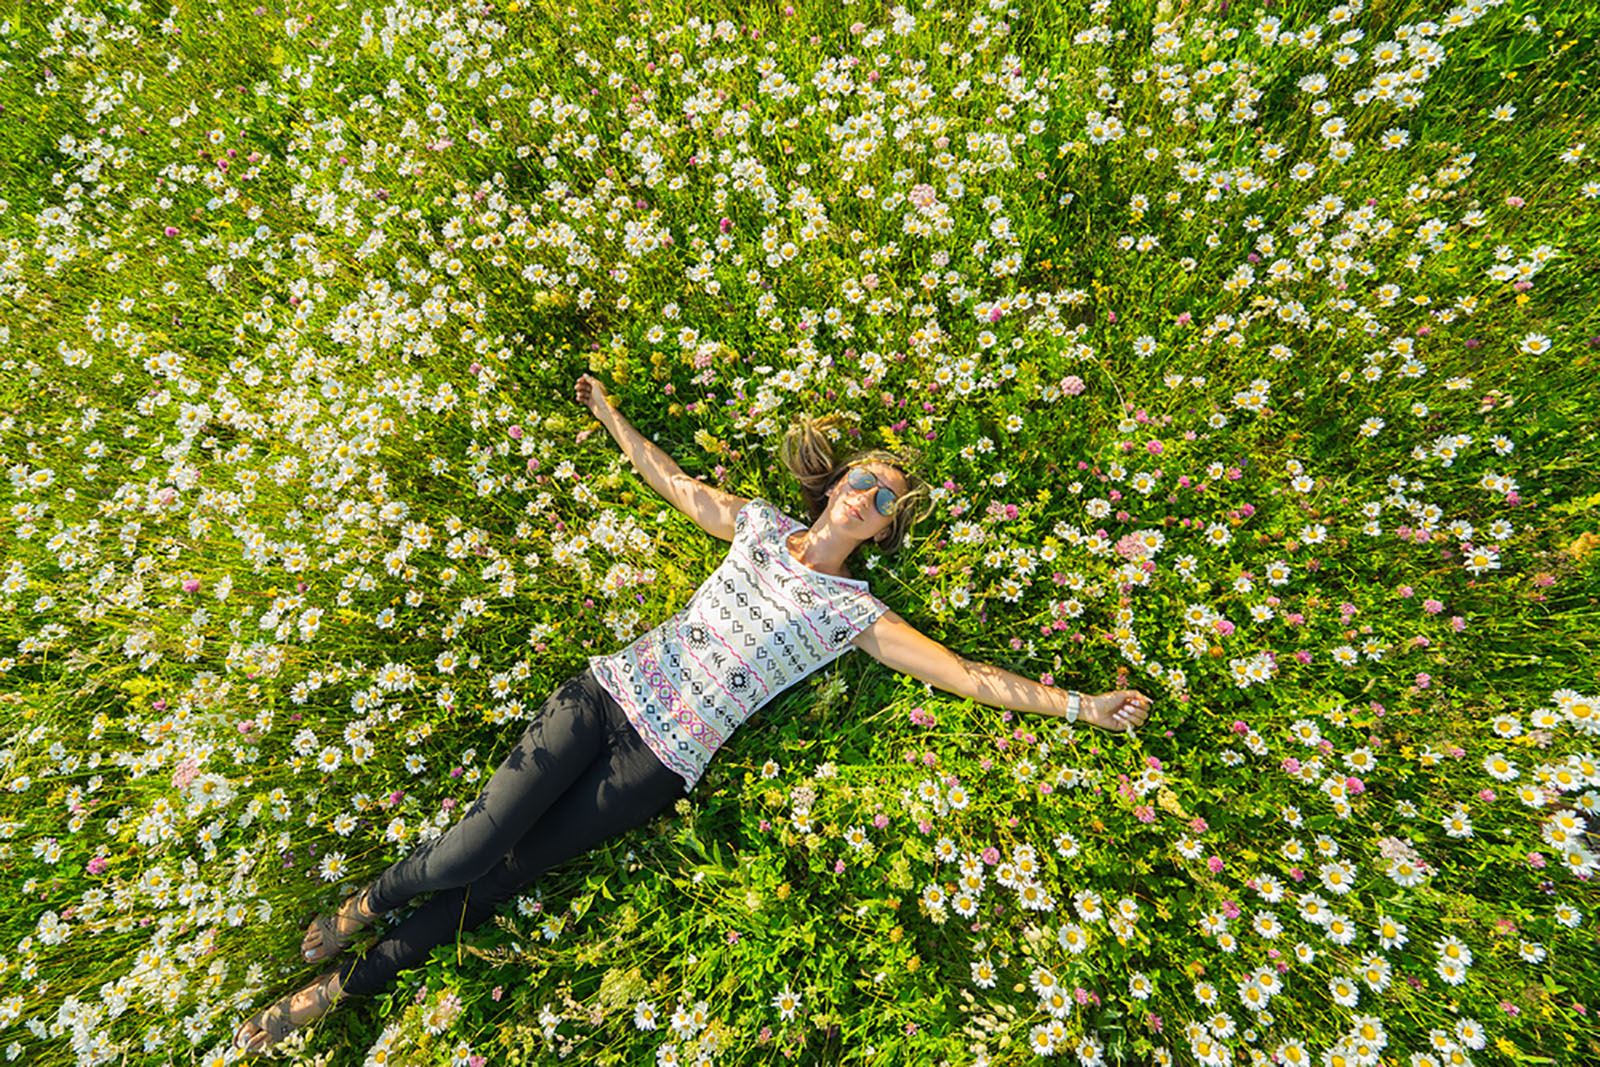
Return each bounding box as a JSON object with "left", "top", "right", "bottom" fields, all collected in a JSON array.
[{"left": 821, "top": 461, "right": 910, "bottom": 545}]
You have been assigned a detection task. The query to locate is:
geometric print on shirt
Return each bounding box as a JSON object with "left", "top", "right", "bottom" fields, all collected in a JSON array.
[{"left": 589, "top": 498, "right": 890, "bottom": 793}]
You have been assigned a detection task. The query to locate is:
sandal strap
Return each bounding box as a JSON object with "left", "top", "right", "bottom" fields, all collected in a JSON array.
[
  {"left": 312, "top": 884, "right": 377, "bottom": 953},
  {"left": 313, "top": 912, "right": 348, "bottom": 947},
  {"left": 314, "top": 970, "right": 343, "bottom": 1011},
  {"left": 244, "top": 972, "right": 341, "bottom": 1051},
  {"left": 345, "top": 883, "right": 378, "bottom": 930},
  {"left": 354, "top": 883, "right": 378, "bottom": 923},
  {"left": 246, "top": 995, "right": 297, "bottom": 1045}
]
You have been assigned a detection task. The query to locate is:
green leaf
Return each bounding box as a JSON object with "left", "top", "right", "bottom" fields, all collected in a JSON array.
[{"left": 1548, "top": 491, "right": 1600, "bottom": 517}]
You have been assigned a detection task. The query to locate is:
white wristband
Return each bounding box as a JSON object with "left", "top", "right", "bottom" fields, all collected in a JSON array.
[{"left": 1065, "top": 690, "right": 1080, "bottom": 725}]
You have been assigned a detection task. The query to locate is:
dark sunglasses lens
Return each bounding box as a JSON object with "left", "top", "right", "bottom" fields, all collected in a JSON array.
[{"left": 847, "top": 468, "right": 897, "bottom": 515}]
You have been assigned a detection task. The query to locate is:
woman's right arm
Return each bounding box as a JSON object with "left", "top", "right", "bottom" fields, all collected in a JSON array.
[
  {"left": 575, "top": 374, "right": 746, "bottom": 540},
  {"left": 576, "top": 373, "right": 682, "bottom": 500}
]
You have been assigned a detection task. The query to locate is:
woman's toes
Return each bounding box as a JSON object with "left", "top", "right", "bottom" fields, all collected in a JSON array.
[{"left": 235, "top": 1021, "right": 263, "bottom": 1052}]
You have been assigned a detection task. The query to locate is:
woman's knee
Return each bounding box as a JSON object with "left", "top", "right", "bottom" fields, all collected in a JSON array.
[{"left": 428, "top": 847, "right": 512, "bottom": 891}]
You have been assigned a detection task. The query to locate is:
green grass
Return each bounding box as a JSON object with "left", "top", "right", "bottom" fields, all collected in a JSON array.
[{"left": 1, "top": 0, "right": 1599, "bottom": 1064}]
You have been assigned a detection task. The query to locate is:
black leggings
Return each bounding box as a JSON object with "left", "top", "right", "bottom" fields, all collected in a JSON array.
[{"left": 335, "top": 667, "right": 685, "bottom": 997}]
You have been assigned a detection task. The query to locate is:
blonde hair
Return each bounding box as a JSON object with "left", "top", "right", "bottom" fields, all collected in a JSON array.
[{"left": 777, "top": 413, "right": 935, "bottom": 562}]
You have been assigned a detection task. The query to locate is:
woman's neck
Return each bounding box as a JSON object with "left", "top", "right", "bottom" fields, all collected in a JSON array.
[{"left": 788, "top": 528, "right": 854, "bottom": 579}]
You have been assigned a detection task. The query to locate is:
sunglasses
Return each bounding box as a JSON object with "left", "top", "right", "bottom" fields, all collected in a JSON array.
[{"left": 842, "top": 466, "right": 902, "bottom": 518}]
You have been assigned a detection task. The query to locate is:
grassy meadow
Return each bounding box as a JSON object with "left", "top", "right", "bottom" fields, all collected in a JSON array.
[{"left": 2, "top": 0, "right": 1599, "bottom": 1064}]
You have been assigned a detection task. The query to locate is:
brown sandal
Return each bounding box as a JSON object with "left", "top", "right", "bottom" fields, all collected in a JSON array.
[
  {"left": 302, "top": 883, "right": 377, "bottom": 963},
  {"left": 235, "top": 969, "right": 343, "bottom": 1057}
]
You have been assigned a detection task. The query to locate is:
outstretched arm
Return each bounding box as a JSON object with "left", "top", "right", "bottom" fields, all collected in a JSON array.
[
  {"left": 851, "top": 610, "right": 1153, "bottom": 731},
  {"left": 575, "top": 373, "right": 746, "bottom": 541},
  {"left": 577, "top": 373, "right": 682, "bottom": 500}
]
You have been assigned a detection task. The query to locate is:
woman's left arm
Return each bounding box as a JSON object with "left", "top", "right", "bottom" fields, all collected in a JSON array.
[{"left": 850, "top": 611, "right": 1152, "bottom": 731}]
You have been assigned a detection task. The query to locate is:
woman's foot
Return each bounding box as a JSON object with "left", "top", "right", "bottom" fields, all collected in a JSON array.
[
  {"left": 302, "top": 884, "right": 378, "bottom": 963},
  {"left": 1087, "top": 690, "right": 1153, "bottom": 732},
  {"left": 235, "top": 969, "right": 343, "bottom": 1056}
]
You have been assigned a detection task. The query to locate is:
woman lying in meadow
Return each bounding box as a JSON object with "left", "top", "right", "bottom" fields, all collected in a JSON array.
[{"left": 235, "top": 375, "right": 1153, "bottom": 1053}]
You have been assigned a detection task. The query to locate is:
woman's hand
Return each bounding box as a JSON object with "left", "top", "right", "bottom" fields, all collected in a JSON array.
[
  {"left": 575, "top": 373, "right": 614, "bottom": 421},
  {"left": 1085, "top": 690, "right": 1153, "bottom": 732}
]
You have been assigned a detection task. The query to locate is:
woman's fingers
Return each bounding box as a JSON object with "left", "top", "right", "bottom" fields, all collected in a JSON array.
[
  {"left": 576, "top": 375, "right": 599, "bottom": 412},
  {"left": 576, "top": 374, "right": 608, "bottom": 416},
  {"left": 1111, "top": 690, "right": 1152, "bottom": 728}
]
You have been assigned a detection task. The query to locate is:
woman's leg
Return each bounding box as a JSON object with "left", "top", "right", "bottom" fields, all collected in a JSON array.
[
  {"left": 360, "top": 669, "right": 618, "bottom": 916},
  {"left": 305, "top": 670, "right": 617, "bottom": 962},
  {"left": 335, "top": 697, "right": 683, "bottom": 997}
]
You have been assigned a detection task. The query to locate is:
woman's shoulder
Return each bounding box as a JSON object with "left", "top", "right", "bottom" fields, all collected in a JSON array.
[
  {"left": 734, "top": 497, "right": 768, "bottom": 528},
  {"left": 747, "top": 497, "right": 806, "bottom": 530}
]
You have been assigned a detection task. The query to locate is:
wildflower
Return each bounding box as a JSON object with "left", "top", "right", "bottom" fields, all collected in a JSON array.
[
  {"left": 1375, "top": 915, "right": 1409, "bottom": 950},
  {"left": 1016, "top": 881, "right": 1054, "bottom": 912},
  {"left": 669, "top": 1000, "right": 710, "bottom": 1039},
  {"left": 1237, "top": 979, "right": 1270, "bottom": 1013},
  {"left": 1028, "top": 1024, "right": 1057, "bottom": 1056},
  {"left": 1273, "top": 1039, "right": 1310, "bottom": 1066},
  {"left": 1484, "top": 753, "right": 1519, "bottom": 781},
  {"left": 422, "top": 991, "right": 464, "bottom": 1036},
  {"left": 1325, "top": 914, "right": 1358, "bottom": 945},
  {"left": 772, "top": 985, "right": 801, "bottom": 1021},
  {"left": 1436, "top": 935, "right": 1474, "bottom": 969},
  {"left": 317, "top": 851, "right": 348, "bottom": 883}
]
